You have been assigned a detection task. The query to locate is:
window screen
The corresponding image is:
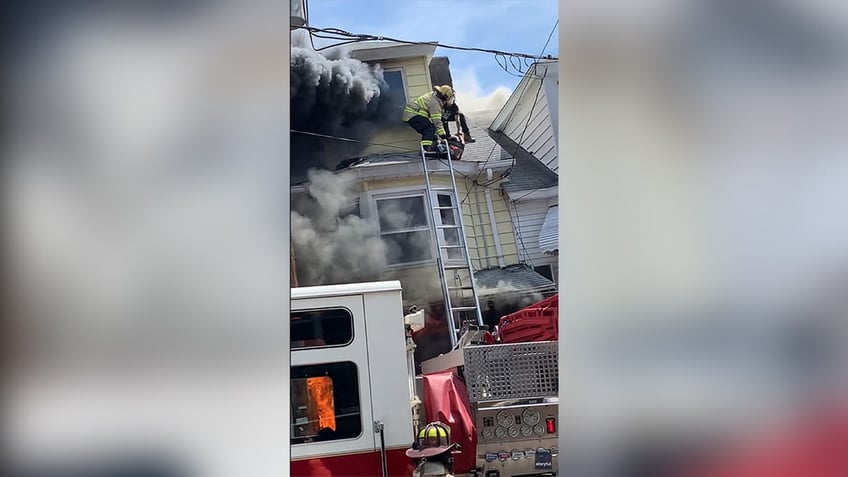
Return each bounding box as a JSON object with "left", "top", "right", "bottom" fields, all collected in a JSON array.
[{"left": 291, "top": 361, "right": 362, "bottom": 444}]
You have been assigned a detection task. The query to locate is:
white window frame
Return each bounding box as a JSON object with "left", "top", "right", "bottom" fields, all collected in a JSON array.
[
  {"left": 365, "top": 186, "right": 466, "bottom": 269},
  {"left": 370, "top": 189, "right": 434, "bottom": 269}
]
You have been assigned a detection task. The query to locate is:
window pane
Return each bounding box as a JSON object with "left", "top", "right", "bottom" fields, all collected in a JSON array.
[
  {"left": 383, "top": 70, "right": 407, "bottom": 109},
  {"left": 291, "top": 361, "right": 362, "bottom": 444},
  {"left": 437, "top": 194, "right": 456, "bottom": 225},
  {"left": 291, "top": 308, "right": 353, "bottom": 349},
  {"left": 377, "top": 197, "right": 428, "bottom": 232},
  {"left": 382, "top": 230, "right": 432, "bottom": 265},
  {"left": 444, "top": 229, "right": 463, "bottom": 260}
]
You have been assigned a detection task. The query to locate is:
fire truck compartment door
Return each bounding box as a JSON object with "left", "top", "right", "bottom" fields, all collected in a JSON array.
[{"left": 291, "top": 294, "right": 377, "bottom": 459}]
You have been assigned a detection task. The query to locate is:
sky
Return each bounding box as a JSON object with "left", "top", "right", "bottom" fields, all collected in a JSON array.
[{"left": 301, "top": 0, "right": 558, "bottom": 112}]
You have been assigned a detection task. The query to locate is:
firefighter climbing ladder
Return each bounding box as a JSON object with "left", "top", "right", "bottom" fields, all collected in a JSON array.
[{"left": 420, "top": 143, "right": 485, "bottom": 347}]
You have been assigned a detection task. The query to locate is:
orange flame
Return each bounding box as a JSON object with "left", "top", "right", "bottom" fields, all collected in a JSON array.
[{"left": 307, "top": 376, "right": 336, "bottom": 431}]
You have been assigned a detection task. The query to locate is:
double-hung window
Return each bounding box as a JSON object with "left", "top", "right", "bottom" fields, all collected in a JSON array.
[
  {"left": 376, "top": 194, "right": 433, "bottom": 266},
  {"left": 373, "top": 190, "right": 464, "bottom": 267}
]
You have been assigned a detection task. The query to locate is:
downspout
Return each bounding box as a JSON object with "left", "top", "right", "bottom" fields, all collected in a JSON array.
[{"left": 485, "top": 169, "right": 506, "bottom": 268}]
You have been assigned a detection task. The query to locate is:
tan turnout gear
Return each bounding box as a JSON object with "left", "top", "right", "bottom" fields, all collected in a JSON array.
[{"left": 402, "top": 90, "right": 449, "bottom": 147}]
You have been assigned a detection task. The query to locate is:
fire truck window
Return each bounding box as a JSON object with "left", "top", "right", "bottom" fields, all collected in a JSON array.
[
  {"left": 291, "top": 361, "right": 362, "bottom": 445},
  {"left": 291, "top": 308, "right": 353, "bottom": 349}
]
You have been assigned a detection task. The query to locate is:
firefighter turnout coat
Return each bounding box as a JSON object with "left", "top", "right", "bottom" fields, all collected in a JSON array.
[{"left": 402, "top": 91, "right": 447, "bottom": 138}]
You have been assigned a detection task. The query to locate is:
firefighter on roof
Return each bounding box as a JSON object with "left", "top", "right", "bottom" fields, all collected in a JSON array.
[{"left": 403, "top": 85, "right": 454, "bottom": 153}]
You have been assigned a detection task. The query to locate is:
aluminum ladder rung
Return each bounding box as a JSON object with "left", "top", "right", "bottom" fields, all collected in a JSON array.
[
  {"left": 432, "top": 206, "right": 457, "bottom": 210},
  {"left": 451, "top": 306, "right": 479, "bottom": 312},
  {"left": 436, "top": 224, "right": 462, "bottom": 229},
  {"left": 439, "top": 244, "right": 465, "bottom": 249}
]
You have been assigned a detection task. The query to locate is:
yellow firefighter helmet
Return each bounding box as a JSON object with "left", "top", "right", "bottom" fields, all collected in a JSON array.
[
  {"left": 434, "top": 85, "right": 454, "bottom": 102},
  {"left": 406, "top": 421, "right": 460, "bottom": 460}
]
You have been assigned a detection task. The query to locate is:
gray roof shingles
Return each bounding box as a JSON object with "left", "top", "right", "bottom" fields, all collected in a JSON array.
[{"left": 475, "top": 263, "right": 557, "bottom": 294}]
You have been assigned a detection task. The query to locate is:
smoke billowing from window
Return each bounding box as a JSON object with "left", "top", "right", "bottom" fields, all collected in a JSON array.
[
  {"left": 290, "top": 45, "right": 399, "bottom": 178},
  {"left": 291, "top": 170, "right": 387, "bottom": 286}
]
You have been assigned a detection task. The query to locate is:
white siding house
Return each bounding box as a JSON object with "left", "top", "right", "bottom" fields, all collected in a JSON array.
[{"left": 488, "top": 61, "right": 559, "bottom": 282}]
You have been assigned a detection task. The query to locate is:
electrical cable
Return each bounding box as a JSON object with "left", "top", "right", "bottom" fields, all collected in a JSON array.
[
  {"left": 291, "top": 129, "right": 415, "bottom": 152},
  {"left": 293, "top": 24, "right": 556, "bottom": 77},
  {"left": 300, "top": 26, "right": 559, "bottom": 60}
]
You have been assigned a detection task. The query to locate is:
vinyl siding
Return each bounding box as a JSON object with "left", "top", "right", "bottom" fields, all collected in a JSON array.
[
  {"left": 492, "top": 61, "right": 558, "bottom": 174},
  {"left": 501, "top": 80, "right": 558, "bottom": 173},
  {"left": 509, "top": 198, "right": 558, "bottom": 269}
]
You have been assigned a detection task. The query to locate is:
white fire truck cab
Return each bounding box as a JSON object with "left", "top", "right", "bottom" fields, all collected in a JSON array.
[{"left": 290, "top": 281, "right": 415, "bottom": 477}]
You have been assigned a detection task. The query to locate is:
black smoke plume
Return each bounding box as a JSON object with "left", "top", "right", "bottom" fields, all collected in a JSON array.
[{"left": 290, "top": 46, "right": 400, "bottom": 179}]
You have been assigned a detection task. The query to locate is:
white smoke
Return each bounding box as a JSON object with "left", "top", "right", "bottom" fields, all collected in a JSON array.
[
  {"left": 478, "top": 280, "right": 550, "bottom": 314},
  {"left": 452, "top": 67, "right": 512, "bottom": 113}
]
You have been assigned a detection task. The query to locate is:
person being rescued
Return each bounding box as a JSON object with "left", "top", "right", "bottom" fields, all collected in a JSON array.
[
  {"left": 403, "top": 85, "right": 455, "bottom": 154},
  {"left": 442, "top": 101, "right": 475, "bottom": 143}
]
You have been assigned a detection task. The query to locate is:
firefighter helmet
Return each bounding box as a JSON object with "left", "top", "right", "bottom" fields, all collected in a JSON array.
[
  {"left": 434, "top": 85, "right": 454, "bottom": 102},
  {"left": 405, "top": 422, "right": 459, "bottom": 459}
]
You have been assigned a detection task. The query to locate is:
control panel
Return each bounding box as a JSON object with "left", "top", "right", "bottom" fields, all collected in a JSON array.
[{"left": 475, "top": 401, "right": 558, "bottom": 476}]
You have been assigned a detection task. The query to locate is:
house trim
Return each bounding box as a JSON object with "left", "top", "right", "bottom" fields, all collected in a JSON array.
[
  {"left": 347, "top": 42, "right": 437, "bottom": 62},
  {"left": 349, "top": 158, "right": 512, "bottom": 182}
]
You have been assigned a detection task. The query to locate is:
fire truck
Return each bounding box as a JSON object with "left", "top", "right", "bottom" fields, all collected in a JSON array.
[{"left": 290, "top": 280, "right": 559, "bottom": 477}]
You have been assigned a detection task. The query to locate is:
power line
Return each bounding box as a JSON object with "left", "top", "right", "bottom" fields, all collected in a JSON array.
[
  {"left": 291, "top": 129, "right": 413, "bottom": 152},
  {"left": 539, "top": 19, "right": 558, "bottom": 59},
  {"left": 299, "top": 25, "right": 558, "bottom": 60}
]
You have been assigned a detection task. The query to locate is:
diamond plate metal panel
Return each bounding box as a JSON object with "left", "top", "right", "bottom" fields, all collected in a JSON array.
[{"left": 463, "top": 341, "right": 558, "bottom": 402}]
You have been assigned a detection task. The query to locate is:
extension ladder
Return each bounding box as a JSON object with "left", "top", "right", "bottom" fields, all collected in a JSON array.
[{"left": 420, "top": 143, "right": 485, "bottom": 347}]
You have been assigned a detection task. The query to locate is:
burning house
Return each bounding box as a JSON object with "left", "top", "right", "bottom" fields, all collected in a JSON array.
[{"left": 290, "top": 40, "right": 557, "bottom": 369}]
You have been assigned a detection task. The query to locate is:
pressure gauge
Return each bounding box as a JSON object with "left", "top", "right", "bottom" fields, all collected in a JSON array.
[
  {"left": 482, "top": 428, "right": 494, "bottom": 440},
  {"left": 522, "top": 408, "right": 541, "bottom": 426},
  {"left": 534, "top": 424, "right": 545, "bottom": 436},
  {"left": 496, "top": 410, "right": 515, "bottom": 428},
  {"left": 521, "top": 425, "right": 533, "bottom": 437},
  {"left": 495, "top": 426, "right": 507, "bottom": 439},
  {"left": 508, "top": 425, "right": 520, "bottom": 439}
]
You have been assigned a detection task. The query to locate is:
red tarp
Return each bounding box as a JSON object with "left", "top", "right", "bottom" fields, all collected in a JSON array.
[{"left": 422, "top": 369, "right": 477, "bottom": 474}]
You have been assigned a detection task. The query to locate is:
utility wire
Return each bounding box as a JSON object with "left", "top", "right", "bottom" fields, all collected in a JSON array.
[
  {"left": 299, "top": 25, "right": 558, "bottom": 60},
  {"left": 291, "top": 129, "right": 415, "bottom": 153},
  {"left": 296, "top": 25, "right": 556, "bottom": 77}
]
